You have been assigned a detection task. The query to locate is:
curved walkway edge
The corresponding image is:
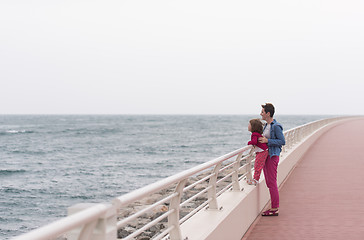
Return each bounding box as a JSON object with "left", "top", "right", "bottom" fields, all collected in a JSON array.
[{"left": 242, "top": 117, "right": 364, "bottom": 240}]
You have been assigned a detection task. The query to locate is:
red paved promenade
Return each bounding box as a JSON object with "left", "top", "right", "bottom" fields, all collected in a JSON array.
[{"left": 243, "top": 118, "right": 364, "bottom": 240}]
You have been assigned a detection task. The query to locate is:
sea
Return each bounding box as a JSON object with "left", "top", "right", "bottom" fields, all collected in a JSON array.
[{"left": 0, "top": 114, "right": 333, "bottom": 239}]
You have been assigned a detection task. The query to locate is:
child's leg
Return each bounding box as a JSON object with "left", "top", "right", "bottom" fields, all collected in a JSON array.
[{"left": 253, "top": 150, "right": 269, "bottom": 181}]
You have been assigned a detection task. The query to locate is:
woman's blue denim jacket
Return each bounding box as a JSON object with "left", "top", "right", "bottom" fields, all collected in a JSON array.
[{"left": 264, "top": 119, "right": 286, "bottom": 157}]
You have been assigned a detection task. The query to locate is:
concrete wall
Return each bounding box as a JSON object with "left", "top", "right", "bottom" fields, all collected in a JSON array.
[{"left": 179, "top": 120, "right": 344, "bottom": 240}]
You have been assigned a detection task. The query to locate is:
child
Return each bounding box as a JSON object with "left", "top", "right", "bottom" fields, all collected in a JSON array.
[{"left": 246, "top": 118, "right": 268, "bottom": 185}]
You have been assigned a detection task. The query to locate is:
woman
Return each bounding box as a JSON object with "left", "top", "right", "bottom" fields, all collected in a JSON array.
[{"left": 258, "top": 103, "right": 285, "bottom": 216}]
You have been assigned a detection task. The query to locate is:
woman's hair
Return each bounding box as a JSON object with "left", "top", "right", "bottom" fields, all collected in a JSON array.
[
  {"left": 249, "top": 118, "right": 263, "bottom": 134},
  {"left": 261, "top": 103, "right": 275, "bottom": 117}
]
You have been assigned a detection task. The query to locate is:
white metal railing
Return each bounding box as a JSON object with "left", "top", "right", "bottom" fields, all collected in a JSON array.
[
  {"left": 112, "top": 145, "right": 255, "bottom": 240},
  {"left": 12, "top": 117, "right": 349, "bottom": 240}
]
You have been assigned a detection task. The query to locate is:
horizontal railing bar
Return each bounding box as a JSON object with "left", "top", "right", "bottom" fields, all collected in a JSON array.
[
  {"left": 180, "top": 186, "right": 212, "bottom": 208},
  {"left": 179, "top": 199, "right": 211, "bottom": 224},
  {"left": 122, "top": 209, "right": 175, "bottom": 240},
  {"left": 117, "top": 192, "right": 178, "bottom": 228},
  {"left": 241, "top": 154, "right": 251, "bottom": 161},
  {"left": 152, "top": 225, "right": 175, "bottom": 240},
  {"left": 217, "top": 182, "right": 234, "bottom": 196},
  {"left": 218, "top": 161, "right": 235, "bottom": 173},
  {"left": 216, "top": 171, "right": 234, "bottom": 185},
  {"left": 239, "top": 162, "right": 249, "bottom": 170},
  {"left": 12, "top": 204, "right": 111, "bottom": 240},
  {"left": 183, "top": 174, "right": 213, "bottom": 192},
  {"left": 238, "top": 173, "right": 249, "bottom": 181}
]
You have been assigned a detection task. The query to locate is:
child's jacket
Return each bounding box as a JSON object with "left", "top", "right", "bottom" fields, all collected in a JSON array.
[{"left": 248, "top": 132, "right": 268, "bottom": 151}]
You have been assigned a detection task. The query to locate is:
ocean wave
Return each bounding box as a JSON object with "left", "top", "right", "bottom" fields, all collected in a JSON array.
[
  {"left": 1, "top": 186, "right": 30, "bottom": 194},
  {"left": 0, "top": 169, "right": 26, "bottom": 176},
  {"left": 70, "top": 194, "right": 95, "bottom": 200},
  {"left": 10, "top": 149, "right": 47, "bottom": 155},
  {"left": 0, "top": 130, "right": 34, "bottom": 135}
]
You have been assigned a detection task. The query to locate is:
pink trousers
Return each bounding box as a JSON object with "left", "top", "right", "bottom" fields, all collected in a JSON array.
[
  {"left": 263, "top": 155, "right": 280, "bottom": 209},
  {"left": 253, "top": 150, "right": 269, "bottom": 181}
]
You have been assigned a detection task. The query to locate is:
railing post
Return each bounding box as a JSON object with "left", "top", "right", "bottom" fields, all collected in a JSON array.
[
  {"left": 67, "top": 203, "right": 117, "bottom": 240},
  {"left": 168, "top": 179, "right": 187, "bottom": 240},
  {"left": 282, "top": 133, "right": 287, "bottom": 153},
  {"left": 289, "top": 130, "right": 293, "bottom": 146},
  {"left": 296, "top": 128, "right": 302, "bottom": 143},
  {"left": 207, "top": 163, "right": 222, "bottom": 210},
  {"left": 232, "top": 152, "right": 244, "bottom": 191}
]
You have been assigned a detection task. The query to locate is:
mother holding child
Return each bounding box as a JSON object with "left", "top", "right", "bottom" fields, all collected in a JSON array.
[{"left": 247, "top": 103, "right": 285, "bottom": 216}]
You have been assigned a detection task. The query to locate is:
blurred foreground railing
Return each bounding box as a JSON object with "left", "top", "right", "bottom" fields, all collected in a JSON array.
[{"left": 12, "top": 117, "right": 347, "bottom": 240}]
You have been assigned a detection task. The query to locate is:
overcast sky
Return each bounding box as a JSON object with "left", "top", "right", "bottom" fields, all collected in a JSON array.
[{"left": 1, "top": 0, "right": 363, "bottom": 115}]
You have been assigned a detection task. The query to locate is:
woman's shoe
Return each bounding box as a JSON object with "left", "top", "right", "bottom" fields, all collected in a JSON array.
[{"left": 262, "top": 209, "right": 279, "bottom": 216}]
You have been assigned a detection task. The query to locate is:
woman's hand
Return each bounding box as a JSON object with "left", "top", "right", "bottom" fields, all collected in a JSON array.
[{"left": 259, "top": 137, "right": 268, "bottom": 143}]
